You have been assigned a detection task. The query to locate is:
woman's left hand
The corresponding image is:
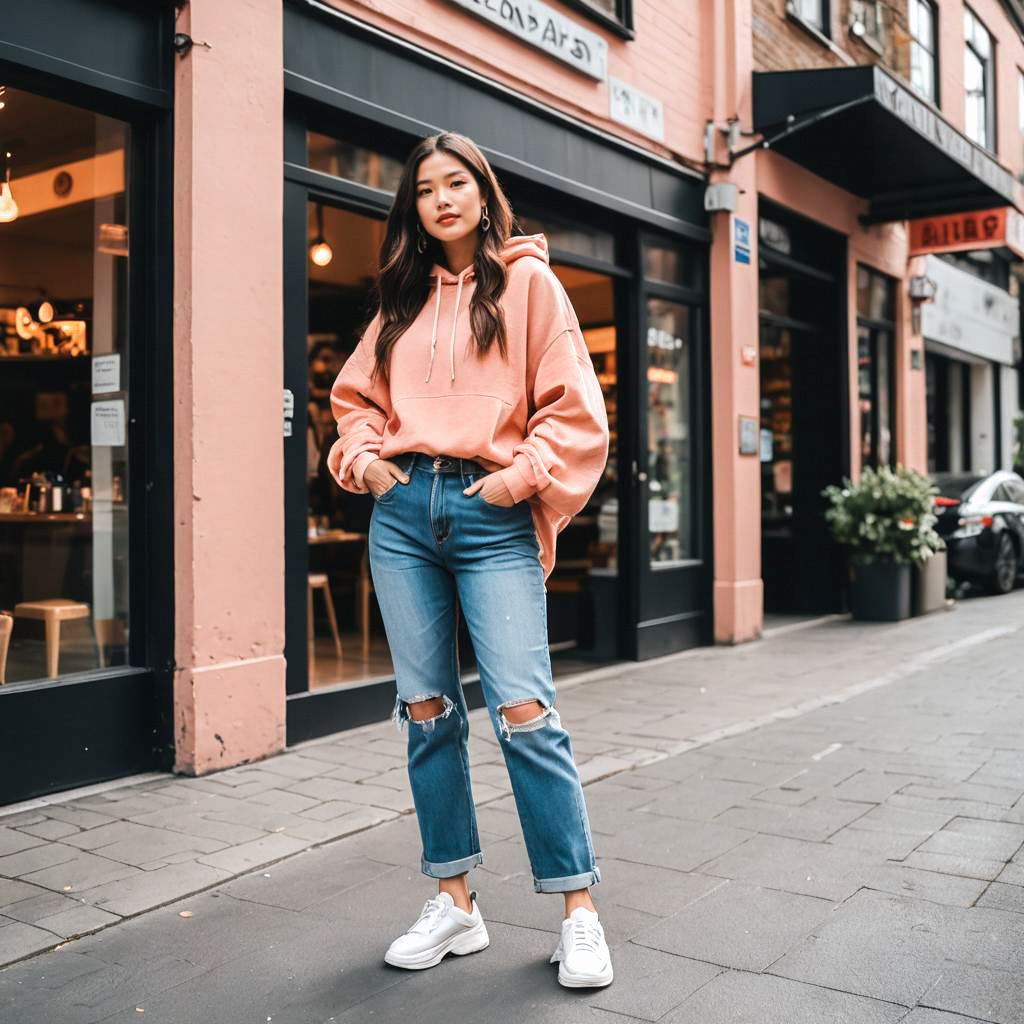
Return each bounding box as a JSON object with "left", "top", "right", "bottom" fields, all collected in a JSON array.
[{"left": 463, "top": 472, "right": 515, "bottom": 507}]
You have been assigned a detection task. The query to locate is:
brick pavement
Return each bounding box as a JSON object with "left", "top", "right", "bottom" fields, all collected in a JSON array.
[{"left": 0, "top": 591, "right": 1022, "bottom": 1022}]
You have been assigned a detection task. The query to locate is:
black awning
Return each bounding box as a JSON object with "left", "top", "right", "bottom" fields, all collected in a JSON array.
[{"left": 752, "top": 66, "right": 1017, "bottom": 223}]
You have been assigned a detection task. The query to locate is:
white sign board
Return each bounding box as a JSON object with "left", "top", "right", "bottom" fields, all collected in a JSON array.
[
  {"left": 648, "top": 498, "right": 679, "bottom": 533},
  {"left": 91, "top": 400, "right": 126, "bottom": 447},
  {"left": 609, "top": 76, "right": 664, "bottom": 142},
  {"left": 91, "top": 354, "right": 120, "bottom": 394},
  {"left": 920, "top": 254, "right": 1019, "bottom": 366},
  {"left": 446, "top": 0, "right": 607, "bottom": 80}
]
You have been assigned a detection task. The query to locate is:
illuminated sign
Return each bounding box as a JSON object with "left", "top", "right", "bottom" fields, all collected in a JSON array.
[{"left": 908, "top": 206, "right": 1024, "bottom": 259}]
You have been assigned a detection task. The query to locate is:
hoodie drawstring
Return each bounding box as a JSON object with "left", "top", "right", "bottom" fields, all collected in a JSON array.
[
  {"left": 424, "top": 274, "right": 443, "bottom": 383},
  {"left": 424, "top": 267, "right": 468, "bottom": 383},
  {"left": 448, "top": 273, "right": 465, "bottom": 382}
]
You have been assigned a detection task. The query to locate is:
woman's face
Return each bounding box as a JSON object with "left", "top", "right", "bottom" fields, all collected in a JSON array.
[{"left": 415, "top": 151, "right": 484, "bottom": 246}]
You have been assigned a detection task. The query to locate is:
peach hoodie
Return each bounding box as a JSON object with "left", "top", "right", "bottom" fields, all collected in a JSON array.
[{"left": 327, "top": 232, "right": 609, "bottom": 580}]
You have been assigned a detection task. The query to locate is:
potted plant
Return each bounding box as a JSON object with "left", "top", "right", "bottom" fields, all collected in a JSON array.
[{"left": 822, "top": 465, "right": 945, "bottom": 622}]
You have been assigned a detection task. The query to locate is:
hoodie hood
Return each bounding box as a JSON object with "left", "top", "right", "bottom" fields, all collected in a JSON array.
[{"left": 423, "top": 233, "right": 550, "bottom": 382}]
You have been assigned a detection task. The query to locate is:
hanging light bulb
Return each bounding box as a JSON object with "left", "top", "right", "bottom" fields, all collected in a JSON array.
[
  {"left": 310, "top": 239, "right": 333, "bottom": 267},
  {"left": 0, "top": 153, "right": 18, "bottom": 224},
  {"left": 309, "top": 204, "right": 333, "bottom": 267}
]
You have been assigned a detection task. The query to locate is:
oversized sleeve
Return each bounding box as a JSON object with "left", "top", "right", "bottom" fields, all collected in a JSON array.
[
  {"left": 326, "top": 312, "right": 391, "bottom": 494},
  {"left": 496, "top": 266, "right": 610, "bottom": 516}
]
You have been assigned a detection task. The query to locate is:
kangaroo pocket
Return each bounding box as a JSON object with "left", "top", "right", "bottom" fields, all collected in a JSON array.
[{"left": 388, "top": 394, "right": 521, "bottom": 455}]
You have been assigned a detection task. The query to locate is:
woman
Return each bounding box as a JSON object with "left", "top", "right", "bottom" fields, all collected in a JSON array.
[{"left": 328, "top": 131, "right": 612, "bottom": 989}]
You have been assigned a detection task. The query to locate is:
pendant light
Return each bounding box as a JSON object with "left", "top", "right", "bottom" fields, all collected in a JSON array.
[
  {"left": 0, "top": 152, "right": 18, "bottom": 224},
  {"left": 309, "top": 204, "right": 333, "bottom": 267}
]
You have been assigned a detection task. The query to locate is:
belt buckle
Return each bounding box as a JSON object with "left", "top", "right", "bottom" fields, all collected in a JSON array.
[{"left": 432, "top": 456, "right": 445, "bottom": 471}]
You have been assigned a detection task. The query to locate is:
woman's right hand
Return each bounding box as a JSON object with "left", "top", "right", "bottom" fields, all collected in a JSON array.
[{"left": 363, "top": 458, "right": 410, "bottom": 497}]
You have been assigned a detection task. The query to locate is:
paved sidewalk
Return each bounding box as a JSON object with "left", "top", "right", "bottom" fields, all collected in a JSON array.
[{"left": 1, "top": 592, "right": 1022, "bottom": 1022}]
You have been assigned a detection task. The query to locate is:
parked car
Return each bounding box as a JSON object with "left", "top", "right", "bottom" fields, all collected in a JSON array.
[{"left": 933, "top": 471, "right": 1024, "bottom": 594}]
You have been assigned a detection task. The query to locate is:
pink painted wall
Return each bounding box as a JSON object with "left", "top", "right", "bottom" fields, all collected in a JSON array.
[
  {"left": 173, "top": 0, "right": 286, "bottom": 774},
  {"left": 322, "top": 0, "right": 711, "bottom": 166},
  {"left": 707, "top": 0, "right": 763, "bottom": 643}
]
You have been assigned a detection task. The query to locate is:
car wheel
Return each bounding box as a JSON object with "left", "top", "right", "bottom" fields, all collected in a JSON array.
[{"left": 989, "top": 532, "right": 1018, "bottom": 595}]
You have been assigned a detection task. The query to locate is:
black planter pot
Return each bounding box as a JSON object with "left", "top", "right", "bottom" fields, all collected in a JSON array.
[{"left": 849, "top": 560, "right": 912, "bottom": 622}]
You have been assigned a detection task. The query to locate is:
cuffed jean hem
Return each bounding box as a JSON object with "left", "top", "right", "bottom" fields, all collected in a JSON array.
[
  {"left": 421, "top": 851, "right": 484, "bottom": 879},
  {"left": 533, "top": 866, "right": 602, "bottom": 893}
]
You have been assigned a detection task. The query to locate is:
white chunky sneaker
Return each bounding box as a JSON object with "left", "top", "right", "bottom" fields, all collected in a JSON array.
[
  {"left": 550, "top": 906, "right": 613, "bottom": 988},
  {"left": 383, "top": 889, "right": 489, "bottom": 970}
]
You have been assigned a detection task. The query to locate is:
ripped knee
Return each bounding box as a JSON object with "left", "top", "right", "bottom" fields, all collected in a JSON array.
[
  {"left": 392, "top": 693, "right": 456, "bottom": 733},
  {"left": 497, "top": 696, "right": 560, "bottom": 741}
]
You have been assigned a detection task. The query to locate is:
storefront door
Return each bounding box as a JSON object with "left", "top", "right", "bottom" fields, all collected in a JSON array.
[
  {"left": 629, "top": 235, "right": 711, "bottom": 657},
  {"left": 282, "top": 127, "right": 640, "bottom": 740},
  {"left": 758, "top": 204, "right": 847, "bottom": 614}
]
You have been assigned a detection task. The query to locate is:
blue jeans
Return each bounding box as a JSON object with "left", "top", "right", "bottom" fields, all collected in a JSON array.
[{"left": 367, "top": 452, "right": 602, "bottom": 894}]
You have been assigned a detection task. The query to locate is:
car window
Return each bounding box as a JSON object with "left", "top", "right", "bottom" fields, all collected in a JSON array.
[
  {"left": 1004, "top": 478, "right": 1024, "bottom": 504},
  {"left": 992, "top": 484, "right": 1011, "bottom": 502},
  {"left": 934, "top": 475, "right": 985, "bottom": 500}
]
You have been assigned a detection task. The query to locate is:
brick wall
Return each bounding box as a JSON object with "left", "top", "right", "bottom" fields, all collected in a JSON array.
[{"left": 753, "top": 0, "right": 911, "bottom": 74}]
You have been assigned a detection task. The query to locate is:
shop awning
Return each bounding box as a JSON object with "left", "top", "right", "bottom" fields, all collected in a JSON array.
[{"left": 752, "top": 66, "right": 1018, "bottom": 223}]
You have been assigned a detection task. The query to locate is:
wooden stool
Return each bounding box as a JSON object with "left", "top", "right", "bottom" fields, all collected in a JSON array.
[
  {"left": 0, "top": 612, "right": 12, "bottom": 684},
  {"left": 13, "top": 599, "right": 90, "bottom": 678},
  {"left": 308, "top": 573, "right": 342, "bottom": 660}
]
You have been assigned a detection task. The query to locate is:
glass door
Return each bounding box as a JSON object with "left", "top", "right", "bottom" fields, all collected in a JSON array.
[{"left": 630, "top": 235, "right": 710, "bottom": 658}]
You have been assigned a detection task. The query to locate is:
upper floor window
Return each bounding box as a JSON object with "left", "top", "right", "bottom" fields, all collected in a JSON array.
[
  {"left": 561, "top": 0, "right": 634, "bottom": 37},
  {"left": 909, "top": 0, "right": 938, "bottom": 104},
  {"left": 787, "top": 0, "right": 827, "bottom": 33},
  {"left": 1018, "top": 69, "right": 1024, "bottom": 163},
  {"left": 964, "top": 7, "right": 996, "bottom": 150}
]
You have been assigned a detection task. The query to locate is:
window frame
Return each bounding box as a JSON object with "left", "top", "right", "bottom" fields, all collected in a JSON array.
[
  {"left": 964, "top": 5, "right": 997, "bottom": 152},
  {"left": 856, "top": 264, "right": 898, "bottom": 470},
  {"left": 557, "top": 0, "right": 635, "bottom": 40},
  {"left": 1018, "top": 67, "right": 1024, "bottom": 167},
  {"left": 786, "top": 0, "right": 830, "bottom": 38},
  {"left": 909, "top": 0, "right": 939, "bottom": 106}
]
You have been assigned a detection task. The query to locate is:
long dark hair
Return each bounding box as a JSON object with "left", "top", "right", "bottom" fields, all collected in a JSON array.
[{"left": 366, "top": 132, "right": 518, "bottom": 383}]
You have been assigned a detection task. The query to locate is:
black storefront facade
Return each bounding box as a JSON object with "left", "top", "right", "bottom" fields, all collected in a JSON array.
[
  {"left": 282, "top": 0, "right": 713, "bottom": 744},
  {"left": 751, "top": 64, "right": 1020, "bottom": 615},
  {"left": 0, "top": 0, "right": 175, "bottom": 804}
]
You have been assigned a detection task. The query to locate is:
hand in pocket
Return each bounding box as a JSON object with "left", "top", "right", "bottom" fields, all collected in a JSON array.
[{"left": 463, "top": 472, "right": 515, "bottom": 507}]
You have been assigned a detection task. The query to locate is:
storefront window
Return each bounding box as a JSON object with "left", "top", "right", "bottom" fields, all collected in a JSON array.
[
  {"left": 642, "top": 238, "right": 699, "bottom": 290},
  {"left": 646, "top": 297, "right": 692, "bottom": 564},
  {"left": 306, "top": 202, "right": 392, "bottom": 689},
  {"left": 760, "top": 323, "right": 794, "bottom": 521},
  {"left": 856, "top": 266, "right": 897, "bottom": 468},
  {"left": 517, "top": 210, "right": 616, "bottom": 265},
  {"left": 0, "top": 88, "right": 131, "bottom": 684},
  {"left": 307, "top": 132, "right": 404, "bottom": 192}
]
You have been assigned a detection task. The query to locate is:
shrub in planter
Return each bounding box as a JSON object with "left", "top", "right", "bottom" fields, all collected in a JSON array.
[{"left": 822, "top": 465, "right": 945, "bottom": 622}]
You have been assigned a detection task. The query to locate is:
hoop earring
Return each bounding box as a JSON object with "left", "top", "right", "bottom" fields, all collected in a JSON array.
[
  {"left": 480, "top": 204, "right": 490, "bottom": 232},
  {"left": 416, "top": 224, "right": 428, "bottom": 254}
]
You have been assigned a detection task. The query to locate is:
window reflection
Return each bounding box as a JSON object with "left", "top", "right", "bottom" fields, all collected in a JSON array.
[
  {"left": 760, "top": 323, "right": 793, "bottom": 521},
  {"left": 646, "top": 297, "right": 692, "bottom": 564},
  {"left": 307, "top": 132, "right": 404, "bottom": 192},
  {"left": 517, "top": 210, "right": 616, "bottom": 264},
  {"left": 0, "top": 88, "right": 131, "bottom": 684}
]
